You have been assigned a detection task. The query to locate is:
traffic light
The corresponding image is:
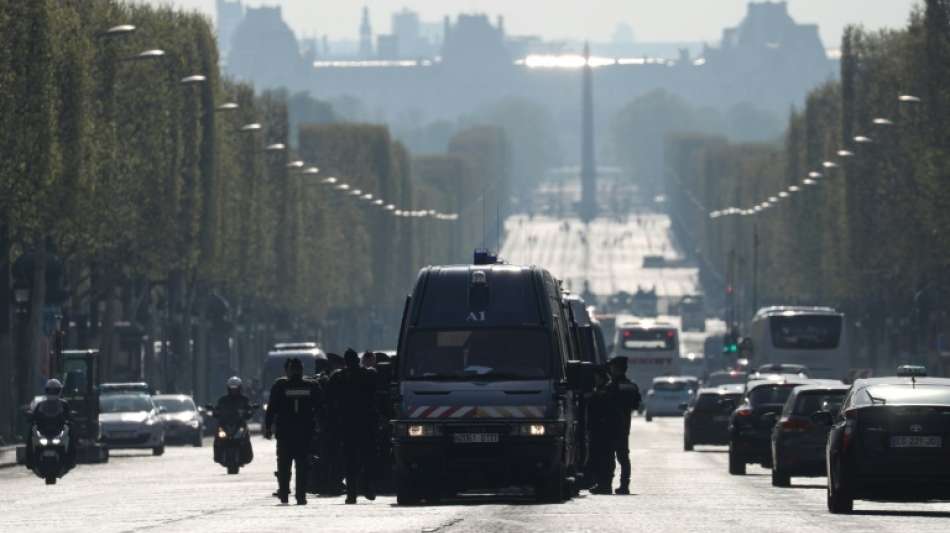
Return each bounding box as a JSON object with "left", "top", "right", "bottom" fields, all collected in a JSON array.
[{"left": 723, "top": 330, "right": 739, "bottom": 354}]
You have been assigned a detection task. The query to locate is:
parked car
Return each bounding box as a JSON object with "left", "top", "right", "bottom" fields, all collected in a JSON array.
[
  {"left": 99, "top": 394, "right": 165, "bottom": 456},
  {"left": 152, "top": 394, "right": 204, "bottom": 447}
]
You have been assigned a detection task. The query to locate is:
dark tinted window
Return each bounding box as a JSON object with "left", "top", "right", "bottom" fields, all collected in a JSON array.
[
  {"left": 855, "top": 384, "right": 950, "bottom": 406},
  {"left": 749, "top": 384, "right": 798, "bottom": 405},
  {"left": 622, "top": 328, "right": 676, "bottom": 350},
  {"left": 769, "top": 315, "right": 842, "bottom": 350},
  {"left": 694, "top": 393, "right": 740, "bottom": 412},
  {"left": 404, "top": 328, "right": 552, "bottom": 380},
  {"left": 793, "top": 391, "right": 846, "bottom": 415}
]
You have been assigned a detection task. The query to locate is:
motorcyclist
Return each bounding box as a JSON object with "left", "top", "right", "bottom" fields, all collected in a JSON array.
[
  {"left": 327, "top": 349, "right": 379, "bottom": 504},
  {"left": 27, "top": 379, "right": 75, "bottom": 470},
  {"left": 214, "top": 376, "right": 254, "bottom": 465},
  {"left": 265, "top": 357, "right": 322, "bottom": 505}
]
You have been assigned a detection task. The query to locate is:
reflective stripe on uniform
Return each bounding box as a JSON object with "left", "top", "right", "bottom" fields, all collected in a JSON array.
[{"left": 285, "top": 389, "right": 311, "bottom": 397}]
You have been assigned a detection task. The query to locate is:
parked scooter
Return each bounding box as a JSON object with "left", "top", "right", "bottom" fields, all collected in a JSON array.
[{"left": 208, "top": 404, "right": 257, "bottom": 475}]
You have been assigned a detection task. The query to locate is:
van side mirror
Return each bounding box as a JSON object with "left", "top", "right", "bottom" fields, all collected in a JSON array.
[
  {"left": 811, "top": 411, "right": 834, "bottom": 426},
  {"left": 566, "top": 361, "right": 594, "bottom": 393}
]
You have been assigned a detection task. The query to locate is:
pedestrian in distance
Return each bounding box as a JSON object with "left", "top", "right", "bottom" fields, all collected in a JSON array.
[
  {"left": 265, "top": 357, "right": 322, "bottom": 505},
  {"left": 605, "top": 356, "right": 641, "bottom": 494},
  {"left": 327, "top": 348, "right": 380, "bottom": 504}
]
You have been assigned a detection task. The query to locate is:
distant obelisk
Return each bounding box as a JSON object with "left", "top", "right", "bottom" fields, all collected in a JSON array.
[{"left": 580, "top": 42, "right": 597, "bottom": 223}]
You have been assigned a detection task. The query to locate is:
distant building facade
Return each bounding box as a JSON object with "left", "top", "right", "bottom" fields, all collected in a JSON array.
[
  {"left": 227, "top": 5, "right": 305, "bottom": 90},
  {"left": 216, "top": 0, "right": 244, "bottom": 64}
]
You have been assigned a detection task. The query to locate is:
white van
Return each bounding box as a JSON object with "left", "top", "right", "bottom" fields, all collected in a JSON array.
[{"left": 747, "top": 307, "right": 847, "bottom": 380}]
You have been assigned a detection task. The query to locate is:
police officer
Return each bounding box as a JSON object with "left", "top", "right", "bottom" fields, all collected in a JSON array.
[
  {"left": 214, "top": 377, "right": 254, "bottom": 465},
  {"left": 265, "top": 357, "right": 321, "bottom": 505},
  {"left": 605, "top": 356, "right": 641, "bottom": 494},
  {"left": 586, "top": 368, "right": 615, "bottom": 494},
  {"left": 327, "top": 349, "right": 379, "bottom": 504}
]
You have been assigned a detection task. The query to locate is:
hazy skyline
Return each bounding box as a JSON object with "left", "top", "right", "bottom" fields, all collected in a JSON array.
[{"left": 143, "top": 0, "right": 919, "bottom": 48}]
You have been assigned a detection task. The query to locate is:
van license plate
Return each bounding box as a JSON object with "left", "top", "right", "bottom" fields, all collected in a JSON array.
[
  {"left": 453, "top": 433, "right": 499, "bottom": 444},
  {"left": 42, "top": 450, "right": 58, "bottom": 458},
  {"left": 890, "top": 436, "right": 941, "bottom": 448}
]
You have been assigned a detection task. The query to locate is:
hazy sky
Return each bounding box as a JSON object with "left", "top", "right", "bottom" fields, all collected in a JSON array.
[{"left": 144, "top": 0, "right": 920, "bottom": 48}]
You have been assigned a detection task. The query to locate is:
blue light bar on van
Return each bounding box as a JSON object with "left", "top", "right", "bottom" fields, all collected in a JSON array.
[{"left": 474, "top": 249, "right": 498, "bottom": 265}]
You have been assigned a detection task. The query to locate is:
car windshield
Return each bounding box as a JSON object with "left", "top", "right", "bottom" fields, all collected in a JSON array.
[
  {"left": 694, "top": 393, "right": 739, "bottom": 412},
  {"left": 749, "top": 384, "right": 797, "bottom": 405},
  {"left": 653, "top": 381, "right": 691, "bottom": 392},
  {"left": 404, "top": 328, "right": 552, "bottom": 380},
  {"left": 856, "top": 384, "right": 950, "bottom": 406},
  {"left": 153, "top": 397, "right": 196, "bottom": 413},
  {"left": 706, "top": 373, "right": 746, "bottom": 387},
  {"left": 100, "top": 394, "right": 153, "bottom": 413},
  {"left": 769, "top": 315, "right": 842, "bottom": 350},
  {"left": 793, "top": 391, "right": 846, "bottom": 415}
]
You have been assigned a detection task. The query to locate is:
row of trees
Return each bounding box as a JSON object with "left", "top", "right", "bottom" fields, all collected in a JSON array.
[
  {"left": 0, "top": 0, "right": 510, "bottom": 440},
  {"left": 666, "top": 1, "right": 950, "bottom": 373}
]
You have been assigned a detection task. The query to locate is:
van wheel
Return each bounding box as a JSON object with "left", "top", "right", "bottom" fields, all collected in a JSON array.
[
  {"left": 537, "top": 470, "right": 566, "bottom": 503},
  {"left": 152, "top": 445, "right": 164, "bottom": 456},
  {"left": 683, "top": 431, "right": 694, "bottom": 451},
  {"left": 771, "top": 467, "right": 790, "bottom": 487},
  {"left": 395, "top": 473, "right": 421, "bottom": 505},
  {"left": 728, "top": 442, "right": 745, "bottom": 475},
  {"left": 192, "top": 432, "right": 203, "bottom": 447},
  {"left": 645, "top": 412, "right": 653, "bottom": 422}
]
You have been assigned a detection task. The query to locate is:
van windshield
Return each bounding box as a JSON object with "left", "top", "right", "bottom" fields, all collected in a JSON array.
[
  {"left": 769, "top": 314, "right": 842, "bottom": 350},
  {"left": 404, "top": 329, "right": 552, "bottom": 380}
]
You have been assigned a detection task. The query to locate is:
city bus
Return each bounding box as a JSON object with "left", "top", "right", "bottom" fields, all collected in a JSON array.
[
  {"left": 613, "top": 318, "right": 680, "bottom": 390},
  {"left": 747, "top": 307, "right": 847, "bottom": 380}
]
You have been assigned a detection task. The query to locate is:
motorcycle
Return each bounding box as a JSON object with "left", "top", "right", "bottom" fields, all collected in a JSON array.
[
  {"left": 208, "top": 404, "right": 257, "bottom": 475},
  {"left": 30, "top": 424, "right": 73, "bottom": 485}
]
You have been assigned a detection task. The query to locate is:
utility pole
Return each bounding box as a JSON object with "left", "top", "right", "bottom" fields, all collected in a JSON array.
[{"left": 752, "top": 222, "right": 760, "bottom": 316}]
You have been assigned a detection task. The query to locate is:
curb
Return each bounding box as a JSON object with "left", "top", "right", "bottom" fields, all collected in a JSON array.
[{"left": 0, "top": 446, "right": 19, "bottom": 469}]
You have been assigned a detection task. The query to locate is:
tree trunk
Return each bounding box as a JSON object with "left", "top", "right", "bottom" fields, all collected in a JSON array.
[
  {"left": 0, "top": 225, "right": 12, "bottom": 440},
  {"left": 25, "top": 242, "right": 48, "bottom": 396}
]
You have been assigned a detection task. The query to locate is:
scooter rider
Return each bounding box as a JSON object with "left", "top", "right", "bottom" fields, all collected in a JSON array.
[
  {"left": 214, "top": 377, "right": 254, "bottom": 465},
  {"left": 27, "top": 379, "right": 75, "bottom": 470},
  {"left": 265, "top": 357, "right": 322, "bottom": 505}
]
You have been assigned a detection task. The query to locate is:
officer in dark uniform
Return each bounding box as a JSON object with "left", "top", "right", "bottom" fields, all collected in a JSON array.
[
  {"left": 605, "top": 356, "right": 641, "bottom": 494},
  {"left": 586, "top": 368, "right": 615, "bottom": 494},
  {"left": 265, "top": 357, "right": 321, "bottom": 505},
  {"left": 327, "top": 349, "right": 379, "bottom": 504}
]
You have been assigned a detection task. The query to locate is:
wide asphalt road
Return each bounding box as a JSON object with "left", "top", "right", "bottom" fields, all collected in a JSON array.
[{"left": 2, "top": 417, "right": 949, "bottom": 533}]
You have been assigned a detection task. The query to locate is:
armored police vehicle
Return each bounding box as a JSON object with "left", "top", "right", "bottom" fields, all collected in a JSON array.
[{"left": 391, "top": 251, "right": 591, "bottom": 504}]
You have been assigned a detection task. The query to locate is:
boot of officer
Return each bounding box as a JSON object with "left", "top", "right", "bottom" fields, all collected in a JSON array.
[
  {"left": 265, "top": 357, "right": 321, "bottom": 505},
  {"left": 606, "top": 356, "right": 640, "bottom": 495},
  {"left": 328, "top": 349, "right": 379, "bottom": 504}
]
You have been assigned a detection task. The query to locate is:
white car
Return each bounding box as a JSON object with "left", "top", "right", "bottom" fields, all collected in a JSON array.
[
  {"left": 99, "top": 394, "right": 166, "bottom": 455},
  {"left": 644, "top": 376, "right": 697, "bottom": 421}
]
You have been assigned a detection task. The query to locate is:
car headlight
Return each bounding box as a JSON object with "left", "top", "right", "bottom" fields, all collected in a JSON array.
[
  {"left": 51, "top": 438, "right": 62, "bottom": 445},
  {"left": 217, "top": 428, "right": 227, "bottom": 439},
  {"left": 189, "top": 419, "right": 200, "bottom": 428},
  {"left": 512, "top": 423, "right": 562, "bottom": 437},
  {"left": 39, "top": 437, "right": 49, "bottom": 446},
  {"left": 405, "top": 424, "right": 441, "bottom": 438}
]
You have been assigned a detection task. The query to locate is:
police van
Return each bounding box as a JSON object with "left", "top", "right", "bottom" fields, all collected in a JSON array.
[{"left": 391, "top": 252, "right": 592, "bottom": 504}]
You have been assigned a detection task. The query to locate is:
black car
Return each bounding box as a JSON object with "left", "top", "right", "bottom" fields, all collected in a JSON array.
[
  {"left": 683, "top": 386, "right": 743, "bottom": 450},
  {"left": 728, "top": 378, "right": 807, "bottom": 475},
  {"left": 825, "top": 369, "right": 950, "bottom": 513},
  {"left": 770, "top": 384, "right": 848, "bottom": 486}
]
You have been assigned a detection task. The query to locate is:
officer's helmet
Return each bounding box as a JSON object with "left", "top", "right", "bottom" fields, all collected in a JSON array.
[
  {"left": 45, "top": 379, "right": 64, "bottom": 397},
  {"left": 227, "top": 376, "right": 242, "bottom": 392}
]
